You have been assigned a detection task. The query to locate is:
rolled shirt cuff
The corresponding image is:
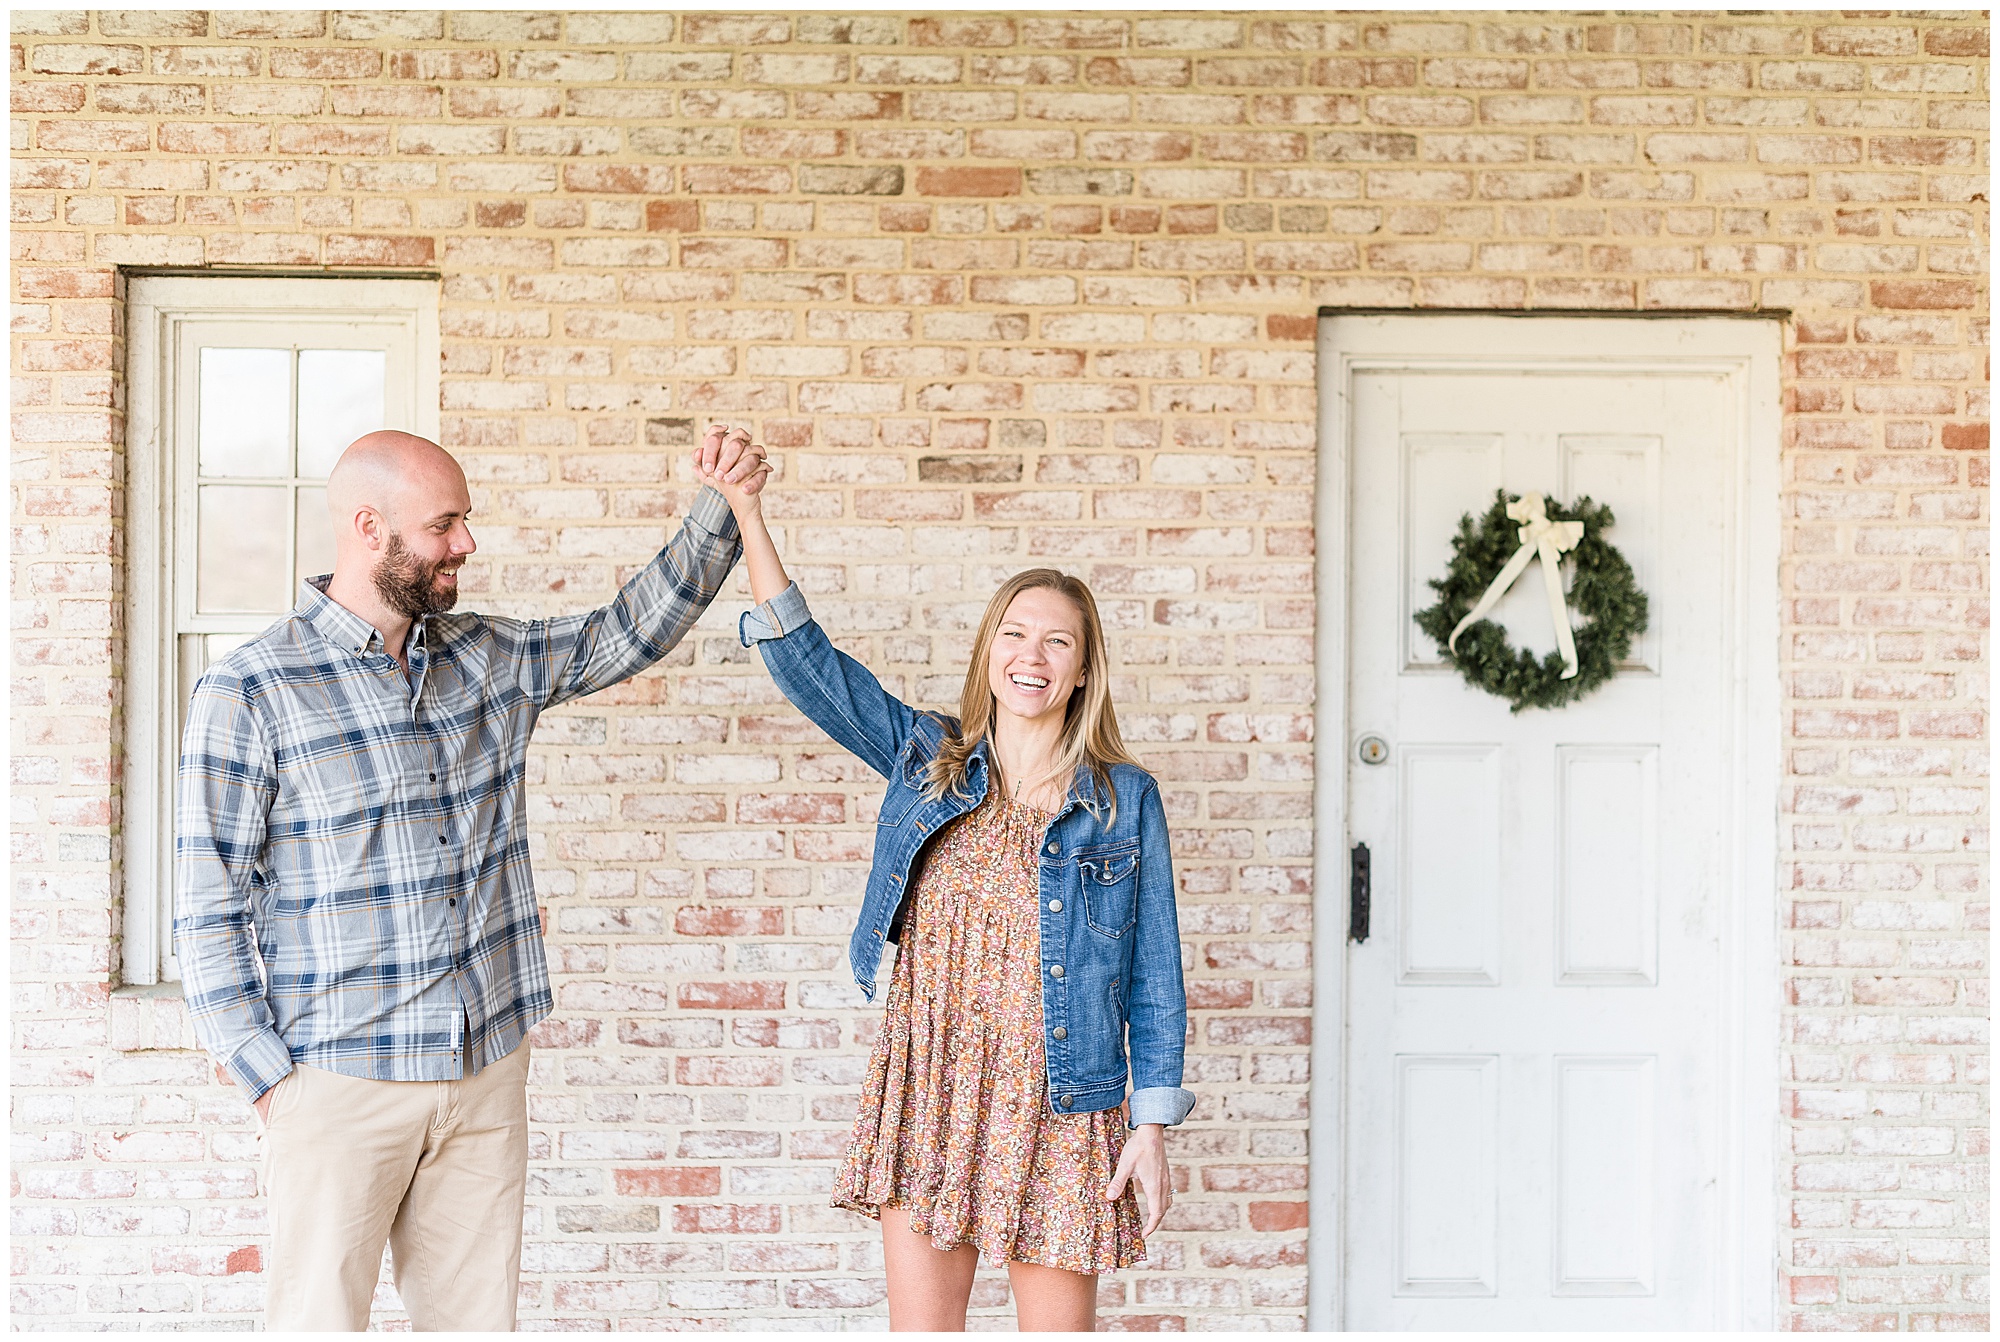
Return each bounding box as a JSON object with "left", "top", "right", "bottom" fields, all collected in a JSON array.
[
  {"left": 1128, "top": 1085, "right": 1196, "bottom": 1128},
  {"left": 685, "top": 484, "right": 740, "bottom": 542},
  {"left": 739, "top": 581, "right": 813, "bottom": 647},
  {"left": 225, "top": 1028, "right": 296, "bottom": 1102}
]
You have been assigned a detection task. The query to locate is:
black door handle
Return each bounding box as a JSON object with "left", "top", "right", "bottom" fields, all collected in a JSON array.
[{"left": 1349, "top": 842, "right": 1371, "bottom": 943}]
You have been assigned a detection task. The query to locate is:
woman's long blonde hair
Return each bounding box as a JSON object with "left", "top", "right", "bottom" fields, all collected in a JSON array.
[{"left": 923, "top": 568, "right": 1141, "bottom": 822}]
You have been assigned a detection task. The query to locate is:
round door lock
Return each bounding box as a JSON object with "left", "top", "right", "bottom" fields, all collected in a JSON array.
[{"left": 1355, "top": 735, "right": 1390, "bottom": 766}]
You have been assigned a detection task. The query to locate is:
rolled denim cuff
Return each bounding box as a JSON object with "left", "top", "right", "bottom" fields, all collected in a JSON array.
[
  {"left": 1127, "top": 1085, "right": 1196, "bottom": 1128},
  {"left": 738, "top": 581, "right": 813, "bottom": 647}
]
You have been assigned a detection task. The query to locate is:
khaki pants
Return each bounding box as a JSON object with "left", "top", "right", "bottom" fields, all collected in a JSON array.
[{"left": 261, "top": 1042, "right": 530, "bottom": 1331}]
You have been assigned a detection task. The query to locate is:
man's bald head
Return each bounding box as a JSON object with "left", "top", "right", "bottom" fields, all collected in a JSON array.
[
  {"left": 327, "top": 431, "right": 465, "bottom": 531},
  {"left": 325, "top": 431, "right": 476, "bottom": 618}
]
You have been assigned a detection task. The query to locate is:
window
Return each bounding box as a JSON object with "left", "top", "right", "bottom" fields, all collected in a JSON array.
[{"left": 124, "top": 277, "right": 439, "bottom": 984}]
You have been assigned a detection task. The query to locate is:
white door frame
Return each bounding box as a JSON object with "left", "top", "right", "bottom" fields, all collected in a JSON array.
[{"left": 1306, "top": 313, "right": 1783, "bottom": 1330}]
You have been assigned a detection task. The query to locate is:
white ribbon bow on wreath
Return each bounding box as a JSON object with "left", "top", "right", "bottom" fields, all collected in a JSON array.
[{"left": 1447, "top": 493, "right": 1587, "bottom": 680}]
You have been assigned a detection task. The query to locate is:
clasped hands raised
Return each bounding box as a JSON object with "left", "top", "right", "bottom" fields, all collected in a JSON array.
[{"left": 696, "top": 423, "right": 773, "bottom": 511}]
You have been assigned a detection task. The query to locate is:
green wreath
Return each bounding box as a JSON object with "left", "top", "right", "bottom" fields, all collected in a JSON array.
[{"left": 1413, "top": 490, "right": 1649, "bottom": 713}]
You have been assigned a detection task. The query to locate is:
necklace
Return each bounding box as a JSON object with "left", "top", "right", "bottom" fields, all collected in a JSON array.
[{"left": 1008, "top": 762, "right": 1058, "bottom": 809}]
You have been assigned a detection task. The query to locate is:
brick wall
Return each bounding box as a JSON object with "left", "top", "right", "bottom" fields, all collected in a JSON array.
[{"left": 9, "top": 9, "right": 1987, "bottom": 1330}]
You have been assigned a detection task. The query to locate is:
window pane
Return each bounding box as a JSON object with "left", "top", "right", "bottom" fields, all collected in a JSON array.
[
  {"left": 295, "top": 486, "right": 335, "bottom": 589},
  {"left": 296, "top": 349, "right": 387, "bottom": 479},
  {"left": 198, "top": 348, "right": 291, "bottom": 478},
  {"left": 196, "top": 485, "right": 289, "bottom": 613},
  {"left": 205, "top": 632, "right": 258, "bottom": 664}
]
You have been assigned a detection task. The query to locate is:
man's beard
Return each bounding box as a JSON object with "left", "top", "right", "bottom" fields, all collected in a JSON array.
[{"left": 371, "top": 531, "right": 460, "bottom": 619}]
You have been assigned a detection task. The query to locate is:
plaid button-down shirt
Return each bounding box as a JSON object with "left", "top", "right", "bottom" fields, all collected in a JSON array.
[{"left": 175, "top": 488, "right": 741, "bottom": 1099}]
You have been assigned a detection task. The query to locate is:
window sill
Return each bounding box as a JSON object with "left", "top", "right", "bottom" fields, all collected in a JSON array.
[{"left": 109, "top": 982, "right": 197, "bottom": 1053}]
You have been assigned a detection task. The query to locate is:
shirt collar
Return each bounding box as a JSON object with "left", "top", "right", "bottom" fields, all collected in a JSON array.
[{"left": 298, "top": 575, "right": 427, "bottom": 658}]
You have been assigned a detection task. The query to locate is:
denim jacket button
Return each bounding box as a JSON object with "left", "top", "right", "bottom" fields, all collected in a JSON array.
[
  {"left": 1052, "top": 1026, "right": 1066, "bottom": 1041},
  {"left": 1046, "top": 842, "right": 1059, "bottom": 855},
  {"left": 1049, "top": 964, "right": 1063, "bottom": 978},
  {"left": 1048, "top": 898, "right": 1062, "bottom": 913},
  {"left": 1059, "top": 1095, "right": 1073, "bottom": 1108}
]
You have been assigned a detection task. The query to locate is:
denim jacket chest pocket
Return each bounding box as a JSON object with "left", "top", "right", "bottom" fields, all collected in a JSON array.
[
  {"left": 1075, "top": 840, "right": 1141, "bottom": 938},
  {"left": 876, "top": 743, "right": 929, "bottom": 828}
]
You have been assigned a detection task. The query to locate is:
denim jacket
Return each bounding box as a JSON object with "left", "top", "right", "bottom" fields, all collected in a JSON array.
[{"left": 741, "top": 584, "right": 1195, "bottom": 1128}]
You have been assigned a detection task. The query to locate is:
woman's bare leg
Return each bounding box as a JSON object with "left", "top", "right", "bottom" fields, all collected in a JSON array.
[
  {"left": 881, "top": 1206, "right": 980, "bottom": 1331},
  {"left": 1008, "top": 1260, "right": 1099, "bottom": 1332}
]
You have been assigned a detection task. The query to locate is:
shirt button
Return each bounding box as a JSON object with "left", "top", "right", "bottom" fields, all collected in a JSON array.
[
  {"left": 1049, "top": 964, "right": 1064, "bottom": 979},
  {"left": 1046, "top": 842, "right": 1059, "bottom": 855},
  {"left": 1052, "top": 1027, "right": 1066, "bottom": 1041},
  {"left": 1049, "top": 899, "right": 1062, "bottom": 913},
  {"left": 429, "top": 773, "right": 437, "bottom": 782},
  {"left": 439, "top": 835, "right": 448, "bottom": 845}
]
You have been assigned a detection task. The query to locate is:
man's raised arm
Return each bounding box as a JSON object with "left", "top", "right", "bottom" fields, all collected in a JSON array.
[{"left": 502, "top": 482, "right": 746, "bottom": 711}]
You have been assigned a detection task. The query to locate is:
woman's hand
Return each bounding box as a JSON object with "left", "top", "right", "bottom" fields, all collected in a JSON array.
[
  {"left": 696, "top": 424, "right": 790, "bottom": 604},
  {"left": 696, "top": 423, "right": 771, "bottom": 516},
  {"left": 1106, "top": 1121, "right": 1174, "bottom": 1237}
]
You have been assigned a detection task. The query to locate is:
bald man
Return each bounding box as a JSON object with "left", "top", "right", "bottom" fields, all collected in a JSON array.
[{"left": 174, "top": 430, "right": 767, "bottom": 1330}]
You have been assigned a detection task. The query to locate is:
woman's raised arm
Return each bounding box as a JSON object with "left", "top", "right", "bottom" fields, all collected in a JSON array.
[
  {"left": 697, "top": 424, "right": 787, "bottom": 603},
  {"left": 696, "top": 427, "right": 926, "bottom": 778}
]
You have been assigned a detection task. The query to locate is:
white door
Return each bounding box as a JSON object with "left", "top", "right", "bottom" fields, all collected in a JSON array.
[{"left": 1323, "top": 316, "right": 1779, "bottom": 1330}]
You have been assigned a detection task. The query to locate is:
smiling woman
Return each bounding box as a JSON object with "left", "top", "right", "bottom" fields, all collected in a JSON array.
[
  {"left": 699, "top": 424, "right": 1194, "bottom": 1333},
  {"left": 928, "top": 569, "right": 1139, "bottom": 823}
]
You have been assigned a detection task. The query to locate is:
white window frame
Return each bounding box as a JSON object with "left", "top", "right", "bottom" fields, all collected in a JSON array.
[{"left": 124, "top": 276, "right": 439, "bottom": 985}]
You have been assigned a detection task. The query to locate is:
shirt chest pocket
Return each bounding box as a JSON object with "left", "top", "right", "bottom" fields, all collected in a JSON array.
[{"left": 1075, "top": 843, "right": 1140, "bottom": 938}]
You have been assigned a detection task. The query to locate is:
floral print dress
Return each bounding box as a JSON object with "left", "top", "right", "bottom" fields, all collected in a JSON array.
[{"left": 832, "top": 793, "right": 1145, "bottom": 1273}]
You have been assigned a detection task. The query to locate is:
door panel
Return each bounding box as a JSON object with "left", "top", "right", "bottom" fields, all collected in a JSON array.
[
  {"left": 1396, "top": 1054, "right": 1499, "bottom": 1296},
  {"left": 1556, "top": 745, "right": 1658, "bottom": 985},
  {"left": 1403, "top": 434, "right": 1505, "bottom": 667},
  {"left": 1398, "top": 745, "right": 1501, "bottom": 985},
  {"left": 1342, "top": 354, "right": 1736, "bottom": 1330},
  {"left": 1554, "top": 1056, "right": 1657, "bottom": 1296}
]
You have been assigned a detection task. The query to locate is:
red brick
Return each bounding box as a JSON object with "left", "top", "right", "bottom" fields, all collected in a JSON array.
[
  {"left": 1940, "top": 424, "right": 1987, "bottom": 453},
  {"left": 322, "top": 234, "right": 435, "bottom": 267},
  {"left": 911, "top": 17, "right": 1016, "bottom": 47},
  {"left": 1871, "top": 279, "right": 1981, "bottom": 309},
  {"left": 670, "top": 1203, "right": 783, "bottom": 1234},
  {"left": 1924, "top": 27, "right": 1988, "bottom": 57},
  {"left": 1235, "top": 1202, "right": 1307, "bottom": 1238},
  {"left": 916, "top": 166, "right": 1024, "bottom": 197},
  {"left": 383, "top": 49, "right": 499, "bottom": 81},
  {"left": 612, "top": 1164, "right": 723, "bottom": 1197},
  {"left": 673, "top": 907, "right": 785, "bottom": 938}
]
